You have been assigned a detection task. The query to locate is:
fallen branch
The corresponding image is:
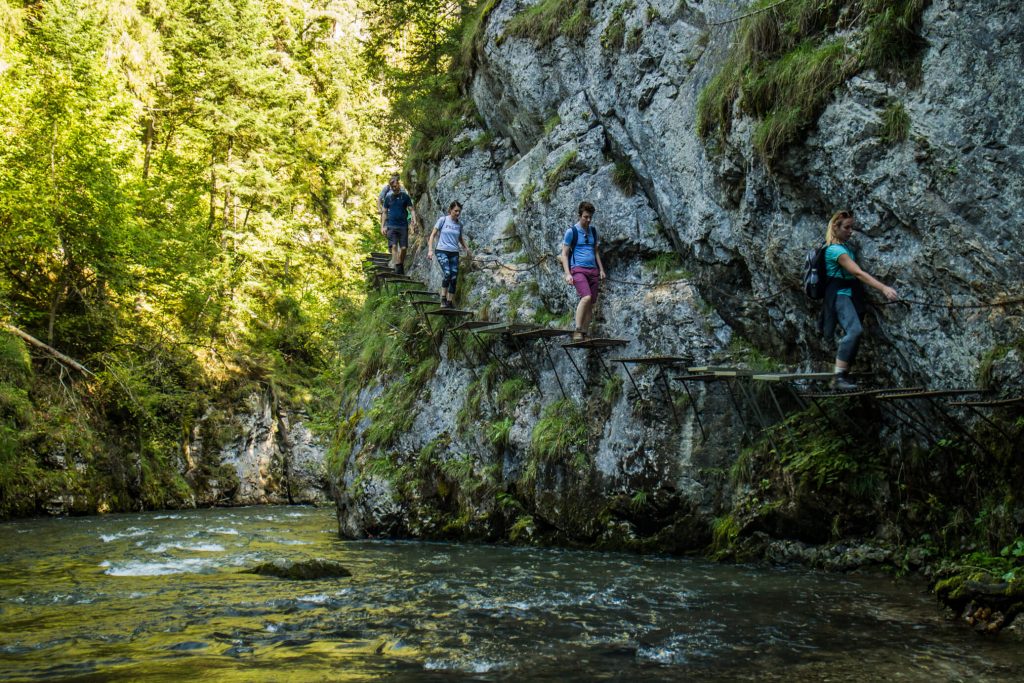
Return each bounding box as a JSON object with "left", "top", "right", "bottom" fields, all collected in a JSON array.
[{"left": 2, "top": 322, "right": 94, "bottom": 376}]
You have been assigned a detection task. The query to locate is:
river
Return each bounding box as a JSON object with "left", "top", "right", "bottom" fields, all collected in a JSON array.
[{"left": 0, "top": 505, "right": 1020, "bottom": 681}]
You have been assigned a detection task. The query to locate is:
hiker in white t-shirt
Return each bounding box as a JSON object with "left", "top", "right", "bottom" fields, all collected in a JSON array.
[{"left": 427, "top": 201, "right": 471, "bottom": 308}]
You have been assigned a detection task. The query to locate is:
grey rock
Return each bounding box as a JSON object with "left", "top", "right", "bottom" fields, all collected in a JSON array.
[
  {"left": 246, "top": 558, "right": 352, "bottom": 580},
  {"left": 336, "top": 0, "right": 1024, "bottom": 552},
  {"left": 190, "top": 389, "right": 330, "bottom": 507}
]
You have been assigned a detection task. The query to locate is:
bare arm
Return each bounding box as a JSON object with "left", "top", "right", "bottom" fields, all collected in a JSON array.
[
  {"left": 561, "top": 244, "right": 573, "bottom": 284},
  {"left": 837, "top": 253, "right": 898, "bottom": 301},
  {"left": 427, "top": 227, "right": 439, "bottom": 255},
  {"left": 595, "top": 245, "right": 606, "bottom": 279}
]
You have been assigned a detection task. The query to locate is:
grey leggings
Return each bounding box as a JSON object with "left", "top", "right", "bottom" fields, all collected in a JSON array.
[{"left": 835, "top": 295, "right": 863, "bottom": 364}]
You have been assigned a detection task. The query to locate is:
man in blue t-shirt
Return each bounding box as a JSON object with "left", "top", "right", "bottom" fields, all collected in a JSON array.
[
  {"left": 560, "top": 201, "right": 606, "bottom": 342},
  {"left": 376, "top": 173, "right": 400, "bottom": 223},
  {"left": 379, "top": 176, "right": 417, "bottom": 275}
]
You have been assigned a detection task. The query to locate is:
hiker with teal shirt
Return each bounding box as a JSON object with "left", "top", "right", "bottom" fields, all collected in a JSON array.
[
  {"left": 427, "top": 201, "right": 471, "bottom": 309},
  {"left": 822, "top": 209, "right": 899, "bottom": 391},
  {"left": 380, "top": 176, "right": 416, "bottom": 275},
  {"left": 560, "top": 201, "right": 606, "bottom": 342}
]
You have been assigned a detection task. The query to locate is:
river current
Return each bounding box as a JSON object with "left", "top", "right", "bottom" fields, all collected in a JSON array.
[{"left": 1, "top": 505, "right": 1021, "bottom": 681}]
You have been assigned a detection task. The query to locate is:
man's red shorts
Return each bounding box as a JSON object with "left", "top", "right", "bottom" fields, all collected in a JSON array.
[{"left": 570, "top": 266, "right": 600, "bottom": 300}]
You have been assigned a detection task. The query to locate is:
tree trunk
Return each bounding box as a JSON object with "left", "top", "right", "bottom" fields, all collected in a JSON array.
[
  {"left": 208, "top": 165, "right": 217, "bottom": 232},
  {"left": 2, "top": 322, "right": 93, "bottom": 375},
  {"left": 46, "top": 262, "right": 67, "bottom": 346},
  {"left": 142, "top": 115, "right": 155, "bottom": 181}
]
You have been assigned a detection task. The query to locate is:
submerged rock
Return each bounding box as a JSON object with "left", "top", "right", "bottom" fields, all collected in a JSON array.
[{"left": 246, "top": 558, "right": 352, "bottom": 580}]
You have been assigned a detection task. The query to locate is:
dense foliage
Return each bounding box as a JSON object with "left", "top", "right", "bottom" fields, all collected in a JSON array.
[
  {"left": 0, "top": 0, "right": 389, "bottom": 515},
  {"left": 359, "top": 0, "right": 492, "bottom": 182}
]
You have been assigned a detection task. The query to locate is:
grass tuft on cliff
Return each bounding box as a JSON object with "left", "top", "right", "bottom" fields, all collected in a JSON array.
[
  {"left": 696, "top": 0, "right": 930, "bottom": 167},
  {"left": 611, "top": 159, "right": 638, "bottom": 196},
  {"left": 600, "top": 1, "right": 636, "bottom": 52},
  {"left": 530, "top": 399, "right": 588, "bottom": 465},
  {"left": 505, "top": 0, "right": 593, "bottom": 46},
  {"left": 879, "top": 101, "right": 911, "bottom": 142},
  {"left": 541, "top": 149, "right": 579, "bottom": 201},
  {"left": 457, "top": 0, "right": 501, "bottom": 83}
]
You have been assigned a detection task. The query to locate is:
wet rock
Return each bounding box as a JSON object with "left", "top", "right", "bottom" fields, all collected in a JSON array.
[
  {"left": 246, "top": 558, "right": 352, "bottom": 580},
  {"left": 933, "top": 572, "right": 1024, "bottom": 633}
]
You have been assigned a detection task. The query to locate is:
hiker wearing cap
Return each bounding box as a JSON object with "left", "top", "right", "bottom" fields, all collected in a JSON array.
[
  {"left": 822, "top": 209, "right": 898, "bottom": 391},
  {"left": 427, "top": 201, "right": 471, "bottom": 309},
  {"left": 560, "top": 201, "right": 606, "bottom": 342},
  {"left": 380, "top": 176, "right": 416, "bottom": 276},
  {"left": 377, "top": 174, "right": 400, "bottom": 268},
  {"left": 377, "top": 173, "right": 400, "bottom": 218}
]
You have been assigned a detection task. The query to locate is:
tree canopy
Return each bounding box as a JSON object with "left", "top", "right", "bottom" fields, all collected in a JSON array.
[{"left": 0, "top": 0, "right": 393, "bottom": 514}]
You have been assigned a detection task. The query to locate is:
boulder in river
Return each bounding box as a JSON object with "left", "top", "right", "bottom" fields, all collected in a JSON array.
[{"left": 246, "top": 558, "right": 352, "bottom": 580}]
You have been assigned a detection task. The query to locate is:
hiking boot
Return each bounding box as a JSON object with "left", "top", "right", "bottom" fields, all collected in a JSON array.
[
  {"left": 394, "top": 263, "right": 404, "bottom": 276},
  {"left": 571, "top": 329, "right": 585, "bottom": 342},
  {"left": 443, "top": 300, "right": 453, "bottom": 309},
  {"left": 831, "top": 372, "right": 858, "bottom": 391}
]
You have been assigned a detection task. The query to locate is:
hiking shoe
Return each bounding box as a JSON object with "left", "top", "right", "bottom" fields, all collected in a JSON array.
[
  {"left": 571, "top": 330, "right": 585, "bottom": 342},
  {"left": 831, "top": 373, "right": 858, "bottom": 391},
  {"left": 443, "top": 300, "right": 454, "bottom": 309},
  {"left": 394, "top": 263, "right": 404, "bottom": 275}
]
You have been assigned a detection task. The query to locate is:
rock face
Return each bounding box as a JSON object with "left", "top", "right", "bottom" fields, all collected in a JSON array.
[
  {"left": 190, "top": 389, "right": 330, "bottom": 506},
  {"left": 335, "top": 0, "right": 1024, "bottom": 549}
]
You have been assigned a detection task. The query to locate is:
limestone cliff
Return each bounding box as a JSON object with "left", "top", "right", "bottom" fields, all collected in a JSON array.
[
  {"left": 335, "top": 0, "right": 1023, "bottom": 557},
  {"left": 189, "top": 389, "right": 330, "bottom": 507}
]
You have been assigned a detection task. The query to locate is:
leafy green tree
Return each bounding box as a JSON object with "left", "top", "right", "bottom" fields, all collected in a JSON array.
[
  {"left": 359, "top": 0, "right": 486, "bottom": 174},
  {"left": 0, "top": 0, "right": 390, "bottom": 516}
]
